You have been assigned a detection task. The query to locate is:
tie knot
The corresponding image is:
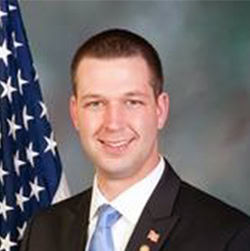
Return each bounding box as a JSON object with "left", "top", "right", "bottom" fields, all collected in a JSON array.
[{"left": 97, "top": 204, "right": 121, "bottom": 228}]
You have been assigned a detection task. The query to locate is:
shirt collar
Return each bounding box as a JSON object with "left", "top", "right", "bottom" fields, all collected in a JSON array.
[
  {"left": 89, "top": 156, "right": 165, "bottom": 224},
  {"left": 89, "top": 176, "right": 108, "bottom": 220}
]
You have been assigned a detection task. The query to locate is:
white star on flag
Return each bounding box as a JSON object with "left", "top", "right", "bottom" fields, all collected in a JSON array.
[
  {"left": 29, "top": 177, "right": 45, "bottom": 201},
  {"left": 26, "top": 142, "right": 39, "bottom": 167},
  {"left": 0, "top": 10, "right": 7, "bottom": 19},
  {"left": 9, "top": 4, "right": 17, "bottom": 11},
  {"left": 0, "top": 233, "right": 17, "bottom": 251},
  {"left": 0, "top": 10, "right": 7, "bottom": 27},
  {"left": 16, "top": 187, "right": 29, "bottom": 212},
  {"left": 0, "top": 162, "right": 9, "bottom": 184},
  {"left": 33, "top": 67, "right": 39, "bottom": 82},
  {"left": 12, "top": 32, "right": 23, "bottom": 50},
  {"left": 23, "top": 106, "right": 34, "bottom": 130},
  {"left": 7, "top": 114, "right": 22, "bottom": 141},
  {"left": 17, "top": 222, "right": 27, "bottom": 241},
  {"left": 0, "top": 77, "right": 17, "bottom": 103},
  {"left": 0, "top": 197, "right": 13, "bottom": 221},
  {"left": 17, "top": 70, "right": 28, "bottom": 95},
  {"left": 14, "top": 151, "right": 26, "bottom": 176},
  {"left": 39, "top": 101, "right": 48, "bottom": 119},
  {"left": 44, "top": 132, "right": 57, "bottom": 156},
  {"left": 0, "top": 40, "right": 11, "bottom": 66}
]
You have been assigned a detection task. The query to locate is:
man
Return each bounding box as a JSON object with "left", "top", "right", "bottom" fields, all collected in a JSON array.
[{"left": 21, "top": 29, "right": 250, "bottom": 251}]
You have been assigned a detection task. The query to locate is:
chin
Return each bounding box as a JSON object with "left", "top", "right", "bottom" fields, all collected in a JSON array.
[{"left": 95, "top": 158, "right": 135, "bottom": 178}]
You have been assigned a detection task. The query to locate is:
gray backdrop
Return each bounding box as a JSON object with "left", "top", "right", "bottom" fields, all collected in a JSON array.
[{"left": 20, "top": 1, "right": 250, "bottom": 214}]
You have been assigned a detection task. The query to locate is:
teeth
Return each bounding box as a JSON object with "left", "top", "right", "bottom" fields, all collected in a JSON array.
[
  {"left": 99, "top": 139, "right": 130, "bottom": 148},
  {"left": 104, "top": 141, "right": 128, "bottom": 147}
]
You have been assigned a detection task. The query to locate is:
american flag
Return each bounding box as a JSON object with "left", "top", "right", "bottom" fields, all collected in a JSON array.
[{"left": 0, "top": 0, "right": 69, "bottom": 250}]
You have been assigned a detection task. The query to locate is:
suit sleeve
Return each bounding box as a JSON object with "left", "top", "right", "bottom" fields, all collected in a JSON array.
[{"left": 226, "top": 224, "right": 250, "bottom": 251}]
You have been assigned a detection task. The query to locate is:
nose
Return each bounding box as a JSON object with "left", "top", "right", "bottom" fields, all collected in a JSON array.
[{"left": 103, "top": 103, "right": 125, "bottom": 132}]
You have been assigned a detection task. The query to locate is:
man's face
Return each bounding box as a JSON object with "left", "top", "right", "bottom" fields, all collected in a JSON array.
[{"left": 70, "top": 56, "right": 169, "bottom": 182}]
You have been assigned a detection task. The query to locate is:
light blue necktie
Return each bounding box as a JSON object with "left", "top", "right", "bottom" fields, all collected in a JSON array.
[{"left": 88, "top": 204, "right": 121, "bottom": 251}]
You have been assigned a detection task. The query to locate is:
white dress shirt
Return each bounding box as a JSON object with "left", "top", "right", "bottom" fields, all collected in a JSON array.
[{"left": 85, "top": 157, "right": 165, "bottom": 251}]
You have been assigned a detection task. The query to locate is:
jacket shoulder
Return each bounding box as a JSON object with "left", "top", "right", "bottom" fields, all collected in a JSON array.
[
  {"left": 20, "top": 189, "right": 92, "bottom": 251},
  {"left": 31, "top": 187, "right": 92, "bottom": 224},
  {"left": 51, "top": 188, "right": 91, "bottom": 211},
  {"left": 177, "top": 181, "right": 250, "bottom": 226}
]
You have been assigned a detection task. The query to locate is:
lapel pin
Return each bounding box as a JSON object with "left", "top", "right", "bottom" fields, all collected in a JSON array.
[
  {"left": 139, "top": 244, "right": 150, "bottom": 251},
  {"left": 147, "top": 229, "right": 160, "bottom": 243}
]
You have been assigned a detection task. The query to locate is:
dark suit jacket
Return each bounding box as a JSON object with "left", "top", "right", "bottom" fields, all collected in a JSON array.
[{"left": 20, "top": 159, "right": 250, "bottom": 251}]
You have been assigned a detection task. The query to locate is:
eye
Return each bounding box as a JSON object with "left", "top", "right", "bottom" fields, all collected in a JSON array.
[
  {"left": 84, "top": 101, "right": 104, "bottom": 109},
  {"left": 126, "top": 99, "right": 144, "bottom": 107}
]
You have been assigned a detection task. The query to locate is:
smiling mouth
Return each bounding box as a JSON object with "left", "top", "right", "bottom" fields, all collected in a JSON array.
[{"left": 98, "top": 138, "right": 135, "bottom": 154}]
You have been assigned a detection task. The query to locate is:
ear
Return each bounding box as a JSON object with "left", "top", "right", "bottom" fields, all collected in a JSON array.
[
  {"left": 156, "top": 92, "right": 169, "bottom": 130},
  {"left": 69, "top": 95, "right": 79, "bottom": 131}
]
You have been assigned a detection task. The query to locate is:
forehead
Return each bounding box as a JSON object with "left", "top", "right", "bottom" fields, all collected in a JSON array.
[{"left": 75, "top": 56, "right": 153, "bottom": 96}]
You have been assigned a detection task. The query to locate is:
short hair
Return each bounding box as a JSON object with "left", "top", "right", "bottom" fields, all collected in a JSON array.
[{"left": 71, "top": 28, "right": 164, "bottom": 97}]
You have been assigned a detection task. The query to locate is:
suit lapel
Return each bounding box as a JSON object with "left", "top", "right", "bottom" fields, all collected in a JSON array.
[{"left": 125, "top": 159, "right": 181, "bottom": 251}]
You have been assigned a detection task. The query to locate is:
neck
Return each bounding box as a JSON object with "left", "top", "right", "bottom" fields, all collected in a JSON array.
[
  {"left": 97, "top": 176, "right": 139, "bottom": 201},
  {"left": 96, "top": 156, "right": 160, "bottom": 201}
]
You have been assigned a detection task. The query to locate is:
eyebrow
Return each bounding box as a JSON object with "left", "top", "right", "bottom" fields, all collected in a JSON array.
[
  {"left": 80, "top": 94, "right": 103, "bottom": 101},
  {"left": 79, "top": 91, "right": 149, "bottom": 101},
  {"left": 124, "top": 91, "right": 149, "bottom": 98}
]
